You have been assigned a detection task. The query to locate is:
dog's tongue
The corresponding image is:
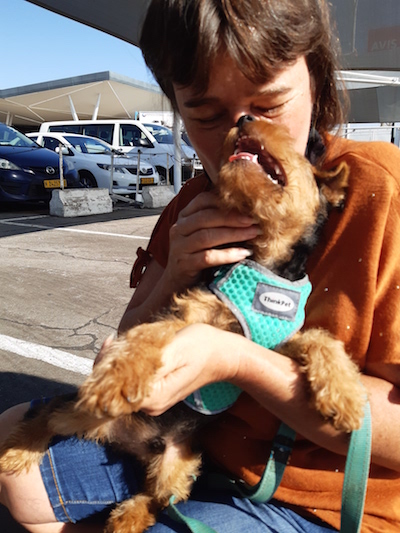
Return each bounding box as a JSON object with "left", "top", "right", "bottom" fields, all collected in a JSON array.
[{"left": 229, "top": 152, "right": 259, "bottom": 164}]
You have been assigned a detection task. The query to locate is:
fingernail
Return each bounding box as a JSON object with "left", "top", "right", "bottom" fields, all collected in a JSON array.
[{"left": 237, "top": 248, "right": 253, "bottom": 258}]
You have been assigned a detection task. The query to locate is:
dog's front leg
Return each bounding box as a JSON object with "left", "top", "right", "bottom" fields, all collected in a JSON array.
[
  {"left": 279, "top": 329, "right": 367, "bottom": 432},
  {"left": 75, "top": 318, "right": 189, "bottom": 419},
  {"left": 76, "top": 288, "right": 238, "bottom": 420}
]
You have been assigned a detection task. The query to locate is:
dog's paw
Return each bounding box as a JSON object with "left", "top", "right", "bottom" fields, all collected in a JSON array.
[
  {"left": 77, "top": 327, "right": 166, "bottom": 418},
  {"left": 304, "top": 334, "right": 367, "bottom": 432},
  {"left": 76, "top": 359, "right": 151, "bottom": 418},
  {"left": 106, "top": 495, "right": 157, "bottom": 533},
  {"left": 281, "top": 329, "right": 367, "bottom": 433},
  {"left": 313, "top": 369, "right": 367, "bottom": 433}
]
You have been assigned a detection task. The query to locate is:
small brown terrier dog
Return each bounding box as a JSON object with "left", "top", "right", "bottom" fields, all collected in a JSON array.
[{"left": 0, "top": 117, "right": 366, "bottom": 533}]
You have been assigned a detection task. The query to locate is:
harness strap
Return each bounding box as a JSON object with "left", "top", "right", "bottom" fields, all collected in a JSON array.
[{"left": 168, "top": 401, "right": 372, "bottom": 533}]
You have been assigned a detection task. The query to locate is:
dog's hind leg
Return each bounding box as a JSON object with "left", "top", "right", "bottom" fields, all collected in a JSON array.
[
  {"left": 105, "top": 494, "right": 158, "bottom": 533},
  {"left": 279, "top": 329, "right": 367, "bottom": 432},
  {"left": 0, "top": 396, "right": 114, "bottom": 474},
  {"left": 0, "top": 397, "right": 77, "bottom": 474},
  {"left": 0, "top": 411, "right": 53, "bottom": 473},
  {"left": 105, "top": 441, "right": 201, "bottom": 533}
]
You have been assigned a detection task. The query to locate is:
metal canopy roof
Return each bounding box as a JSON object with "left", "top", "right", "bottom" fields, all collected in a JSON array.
[
  {"left": 26, "top": 0, "right": 151, "bottom": 47},
  {"left": 26, "top": 0, "right": 400, "bottom": 70},
  {"left": 0, "top": 71, "right": 171, "bottom": 129}
]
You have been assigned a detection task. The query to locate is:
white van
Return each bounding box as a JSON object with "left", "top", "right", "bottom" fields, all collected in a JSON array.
[{"left": 38, "top": 120, "right": 202, "bottom": 183}]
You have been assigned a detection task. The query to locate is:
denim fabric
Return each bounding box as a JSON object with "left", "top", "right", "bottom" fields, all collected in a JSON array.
[
  {"left": 155, "top": 494, "right": 337, "bottom": 532},
  {"left": 39, "top": 435, "right": 144, "bottom": 523},
  {"left": 39, "top": 434, "right": 337, "bottom": 532}
]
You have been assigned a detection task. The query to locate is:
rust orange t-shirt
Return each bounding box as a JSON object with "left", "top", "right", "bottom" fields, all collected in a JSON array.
[{"left": 131, "top": 135, "right": 400, "bottom": 532}]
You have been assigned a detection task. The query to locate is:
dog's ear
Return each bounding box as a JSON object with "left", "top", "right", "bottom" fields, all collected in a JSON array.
[{"left": 313, "top": 161, "right": 349, "bottom": 209}]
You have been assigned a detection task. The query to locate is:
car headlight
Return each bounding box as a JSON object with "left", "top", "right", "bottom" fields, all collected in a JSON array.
[
  {"left": 97, "top": 163, "right": 125, "bottom": 173},
  {"left": 0, "top": 158, "right": 22, "bottom": 170}
]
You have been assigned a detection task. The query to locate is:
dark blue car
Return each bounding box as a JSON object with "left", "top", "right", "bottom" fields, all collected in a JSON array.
[{"left": 0, "top": 123, "right": 81, "bottom": 203}]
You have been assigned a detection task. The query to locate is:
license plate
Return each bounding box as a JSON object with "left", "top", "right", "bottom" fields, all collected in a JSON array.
[
  {"left": 140, "top": 177, "right": 154, "bottom": 185},
  {"left": 43, "top": 179, "right": 67, "bottom": 189}
]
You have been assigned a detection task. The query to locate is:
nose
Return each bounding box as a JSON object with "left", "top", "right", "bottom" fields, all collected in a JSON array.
[{"left": 236, "top": 115, "right": 256, "bottom": 130}]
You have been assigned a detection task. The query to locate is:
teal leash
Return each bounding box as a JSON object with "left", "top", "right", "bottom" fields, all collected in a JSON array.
[
  {"left": 340, "top": 401, "right": 372, "bottom": 533},
  {"left": 168, "top": 402, "right": 371, "bottom": 533},
  {"left": 168, "top": 496, "right": 217, "bottom": 533}
]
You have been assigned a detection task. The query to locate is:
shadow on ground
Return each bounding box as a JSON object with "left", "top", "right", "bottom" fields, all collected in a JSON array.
[{"left": 0, "top": 374, "right": 79, "bottom": 532}]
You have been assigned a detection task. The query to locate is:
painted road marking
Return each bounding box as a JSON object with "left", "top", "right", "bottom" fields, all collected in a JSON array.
[
  {"left": 0, "top": 218, "right": 150, "bottom": 240},
  {"left": 0, "top": 334, "right": 92, "bottom": 375}
]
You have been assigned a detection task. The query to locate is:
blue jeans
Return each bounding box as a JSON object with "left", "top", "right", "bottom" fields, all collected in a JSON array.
[
  {"left": 153, "top": 493, "right": 337, "bottom": 532},
  {"left": 39, "top": 435, "right": 336, "bottom": 532}
]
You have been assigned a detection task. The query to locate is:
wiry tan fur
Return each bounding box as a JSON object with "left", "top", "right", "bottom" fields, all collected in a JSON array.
[{"left": 0, "top": 120, "right": 366, "bottom": 532}]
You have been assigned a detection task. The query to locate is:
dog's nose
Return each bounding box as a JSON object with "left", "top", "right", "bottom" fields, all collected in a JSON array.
[{"left": 236, "top": 115, "right": 256, "bottom": 129}]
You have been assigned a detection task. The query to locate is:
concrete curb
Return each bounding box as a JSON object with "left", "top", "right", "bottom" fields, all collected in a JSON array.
[
  {"left": 142, "top": 185, "right": 176, "bottom": 208},
  {"left": 49, "top": 188, "right": 113, "bottom": 217}
]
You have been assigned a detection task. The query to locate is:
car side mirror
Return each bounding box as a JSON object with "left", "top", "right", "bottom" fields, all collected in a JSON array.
[
  {"left": 139, "top": 138, "right": 154, "bottom": 149},
  {"left": 55, "top": 146, "right": 70, "bottom": 155}
]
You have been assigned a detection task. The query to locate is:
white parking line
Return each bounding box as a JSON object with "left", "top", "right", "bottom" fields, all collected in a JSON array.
[
  {"left": 0, "top": 218, "right": 150, "bottom": 240},
  {"left": 0, "top": 334, "right": 92, "bottom": 376}
]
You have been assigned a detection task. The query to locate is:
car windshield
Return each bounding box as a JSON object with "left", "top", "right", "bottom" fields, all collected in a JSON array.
[
  {"left": 64, "top": 135, "right": 112, "bottom": 155},
  {"left": 143, "top": 123, "right": 175, "bottom": 145},
  {"left": 0, "top": 124, "right": 39, "bottom": 148}
]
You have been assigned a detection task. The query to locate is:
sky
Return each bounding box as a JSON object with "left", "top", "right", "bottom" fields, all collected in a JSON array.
[{"left": 1, "top": 0, "right": 155, "bottom": 90}]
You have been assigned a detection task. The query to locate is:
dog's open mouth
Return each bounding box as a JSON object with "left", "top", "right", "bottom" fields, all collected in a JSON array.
[{"left": 229, "top": 135, "right": 287, "bottom": 186}]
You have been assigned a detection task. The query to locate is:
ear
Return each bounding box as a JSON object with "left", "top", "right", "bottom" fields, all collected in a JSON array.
[{"left": 313, "top": 161, "right": 349, "bottom": 209}]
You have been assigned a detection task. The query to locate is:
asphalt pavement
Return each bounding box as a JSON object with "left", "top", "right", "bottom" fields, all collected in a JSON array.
[{"left": 0, "top": 200, "right": 163, "bottom": 532}]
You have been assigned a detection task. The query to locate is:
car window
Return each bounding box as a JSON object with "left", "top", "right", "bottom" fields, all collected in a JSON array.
[
  {"left": 49, "top": 125, "right": 82, "bottom": 134},
  {"left": 0, "top": 124, "right": 38, "bottom": 147},
  {"left": 120, "top": 125, "right": 147, "bottom": 147},
  {"left": 81, "top": 125, "right": 113, "bottom": 144},
  {"left": 143, "top": 123, "right": 174, "bottom": 144},
  {"left": 64, "top": 135, "right": 111, "bottom": 155},
  {"left": 43, "top": 137, "right": 65, "bottom": 152}
]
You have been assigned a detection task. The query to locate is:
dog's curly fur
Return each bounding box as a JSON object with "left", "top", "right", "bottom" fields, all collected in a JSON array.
[{"left": 0, "top": 119, "right": 367, "bottom": 533}]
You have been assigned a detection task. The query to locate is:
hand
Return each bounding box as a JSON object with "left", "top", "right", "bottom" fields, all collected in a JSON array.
[
  {"left": 164, "top": 191, "right": 260, "bottom": 293},
  {"left": 139, "top": 323, "right": 240, "bottom": 416}
]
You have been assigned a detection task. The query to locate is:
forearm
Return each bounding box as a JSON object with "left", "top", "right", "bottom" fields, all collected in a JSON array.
[
  {"left": 228, "top": 332, "right": 400, "bottom": 472},
  {"left": 118, "top": 261, "right": 176, "bottom": 334}
]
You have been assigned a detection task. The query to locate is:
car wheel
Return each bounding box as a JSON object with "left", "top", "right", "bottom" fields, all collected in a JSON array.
[{"left": 79, "top": 171, "right": 98, "bottom": 188}]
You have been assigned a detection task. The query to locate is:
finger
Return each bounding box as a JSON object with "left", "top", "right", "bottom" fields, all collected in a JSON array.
[
  {"left": 192, "top": 223, "right": 260, "bottom": 252},
  {"left": 178, "top": 191, "right": 220, "bottom": 218},
  {"left": 177, "top": 207, "right": 257, "bottom": 239}
]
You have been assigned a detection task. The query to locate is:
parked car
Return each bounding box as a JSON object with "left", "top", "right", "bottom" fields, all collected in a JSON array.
[
  {"left": 38, "top": 119, "right": 202, "bottom": 183},
  {"left": 0, "top": 123, "right": 80, "bottom": 203},
  {"left": 27, "top": 132, "right": 159, "bottom": 194},
  {"left": 142, "top": 122, "right": 203, "bottom": 180}
]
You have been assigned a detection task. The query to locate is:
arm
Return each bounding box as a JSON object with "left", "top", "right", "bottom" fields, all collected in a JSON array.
[{"left": 138, "top": 322, "right": 400, "bottom": 473}]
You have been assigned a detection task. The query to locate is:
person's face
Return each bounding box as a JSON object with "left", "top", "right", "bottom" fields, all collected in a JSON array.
[{"left": 174, "top": 54, "right": 315, "bottom": 184}]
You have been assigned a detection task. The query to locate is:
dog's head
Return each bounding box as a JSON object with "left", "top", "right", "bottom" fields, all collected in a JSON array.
[{"left": 217, "top": 117, "right": 348, "bottom": 269}]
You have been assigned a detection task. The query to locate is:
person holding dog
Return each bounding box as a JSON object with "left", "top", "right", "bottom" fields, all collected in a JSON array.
[{"left": 1, "top": 1, "right": 400, "bottom": 532}]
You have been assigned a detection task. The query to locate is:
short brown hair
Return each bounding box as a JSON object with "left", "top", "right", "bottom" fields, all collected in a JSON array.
[{"left": 140, "top": 0, "right": 347, "bottom": 134}]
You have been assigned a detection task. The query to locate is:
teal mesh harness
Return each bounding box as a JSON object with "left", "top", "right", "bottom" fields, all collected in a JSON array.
[{"left": 184, "top": 259, "right": 312, "bottom": 415}]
